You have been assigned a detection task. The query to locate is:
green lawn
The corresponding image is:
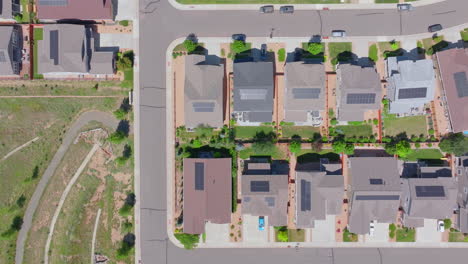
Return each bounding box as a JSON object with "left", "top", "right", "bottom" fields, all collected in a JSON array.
[
  {"left": 281, "top": 126, "right": 320, "bottom": 139},
  {"left": 0, "top": 80, "right": 126, "bottom": 96},
  {"left": 383, "top": 115, "right": 427, "bottom": 138},
  {"left": 461, "top": 29, "right": 468, "bottom": 42},
  {"left": 375, "top": 0, "right": 398, "bottom": 3},
  {"left": 335, "top": 125, "right": 373, "bottom": 138},
  {"left": 328, "top": 42, "right": 352, "bottom": 66},
  {"left": 449, "top": 232, "right": 468, "bottom": 242},
  {"left": 343, "top": 228, "right": 358, "bottom": 242},
  {"left": 239, "top": 144, "right": 286, "bottom": 160},
  {"left": 235, "top": 126, "right": 274, "bottom": 139},
  {"left": 296, "top": 150, "right": 340, "bottom": 164},
  {"left": 121, "top": 68, "right": 134, "bottom": 89},
  {"left": 368, "top": 44, "right": 378, "bottom": 62},
  {"left": 396, "top": 227, "right": 416, "bottom": 242},
  {"left": 405, "top": 149, "right": 443, "bottom": 161},
  {"left": 177, "top": 0, "right": 341, "bottom": 3},
  {"left": 421, "top": 35, "right": 448, "bottom": 55},
  {"left": 288, "top": 229, "right": 305, "bottom": 242}
]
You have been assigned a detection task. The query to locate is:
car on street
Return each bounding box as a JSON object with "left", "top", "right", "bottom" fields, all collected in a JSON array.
[
  {"left": 232, "top": 34, "right": 246, "bottom": 42},
  {"left": 437, "top": 220, "right": 445, "bottom": 232},
  {"left": 259, "top": 216, "right": 265, "bottom": 231},
  {"left": 280, "top": 6, "right": 294, "bottom": 14},
  {"left": 260, "top": 5, "right": 274, "bottom": 14},
  {"left": 397, "top": 3, "right": 413, "bottom": 11},
  {"left": 428, "top": 24, "right": 443, "bottom": 33},
  {"left": 369, "top": 220, "right": 375, "bottom": 236},
  {"left": 332, "top": 30, "right": 346, "bottom": 37}
]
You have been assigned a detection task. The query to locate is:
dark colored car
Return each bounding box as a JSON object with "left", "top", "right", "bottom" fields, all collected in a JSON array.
[
  {"left": 260, "top": 5, "right": 274, "bottom": 14},
  {"left": 232, "top": 34, "right": 246, "bottom": 42},
  {"left": 280, "top": 6, "right": 294, "bottom": 14},
  {"left": 428, "top": 24, "right": 443, "bottom": 33}
]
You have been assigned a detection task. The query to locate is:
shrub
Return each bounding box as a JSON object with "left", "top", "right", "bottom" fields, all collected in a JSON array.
[
  {"left": 108, "top": 131, "right": 126, "bottom": 144},
  {"left": 368, "top": 44, "right": 378, "bottom": 62},
  {"left": 428, "top": 128, "right": 435, "bottom": 135},
  {"left": 119, "top": 20, "right": 129, "bottom": 27},
  {"left": 439, "top": 133, "right": 468, "bottom": 156},
  {"left": 114, "top": 108, "right": 127, "bottom": 120},
  {"left": 183, "top": 39, "right": 197, "bottom": 53},
  {"left": 444, "top": 219, "right": 452, "bottom": 229},
  {"left": 14, "top": 13, "right": 23, "bottom": 23},
  {"left": 116, "top": 233, "right": 136, "bottom": 259},
  {"left": 175, "top": 233, "right": 200, "bottom": 249},
  {"left": 192, "top": 139, "right": 203, "bottom": 148},
  {"left": 307, "top": 42, "right": 324, "bottom": 55},
  {"left": 16, "top": 195, "right": 26, "bottom": 208},
  {"left": 414, "top": 142, "right": 421, "bottom": 148},
  {"left": 373, "top": 118, "right": 379, "bottom": 126},
  {"left": 277, "top": 229, "right": 288, "bottom": 242},
  {"left": 278, "top": 48, "right": 286, "bottom": 62},
  {"left": 231, "top": 40, "right": 247, "bottom": 54},
  {"left": 389, "top": 223, "right": 396, "bottom": 239},
  {"left": 289, "top": 139, "right": 301, "bottom": 155},
  {"left": 396, "top": 140, "right": 412, "bottom": 158},
  {"left": 382, "top": 137, "right": 392, "bottom": 143},
  {"left": 330, "top": 118, "right": 338, "bottom": 126},
  {"left": 117, "top": 56, "right": 132, "bottom": 71},
  {"left": 390, "top": 41, "right": 399, "bottom": 50}
]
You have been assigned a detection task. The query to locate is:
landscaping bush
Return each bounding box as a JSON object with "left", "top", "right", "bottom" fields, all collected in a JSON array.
[
  {"left": 116, "top": 233, "right": 136, "bottom": 259},
  {"left": 119, "top": 20, "right": 129, "bottom": 27},
  {"left": 307, "top": 42, "right": 324, "bottom": 55},
  {"left": 389, "top": 223, "right": 396, "bottom": 239},
  {"left": 275, "top": 226, "right": 289, "bottom": 242},
  {"left": 330, "top": 118, "right": 338, "bottom": 126},
  {"left": 396, "top": 140, "right": 412, "bottom": 158},
  {"left": 114, "top": 108, "right": 127, "bottom": 120},
  {"left": 183, "top": 39, "right": 198, "bottom": 53},
  {"left": 231, "top": 40, "right": 247, "bottom": 54},
  {"left": 373, "top": 119, "right": 379, "bottom": 126},
  {"left": 332, "top": 138, "right": 354, "bottom": 155},
  {"left": 108, "top": 131, "right": 127, "bottom": 144},
  {"left": 278, "top": 48, "right": 286, "bottom": 62},
  {"left": 428, "top": 128, "right": 435, "bottom": 135},
  {"left": 414, "top": 142, "right": 421, "bottom": 148},
  {"left": 289, "top": 139, "right": 301, "bottom": 155},
  {"left": 444, "top": 219, "right": 452, "bottom": 230},
  {"left": 175, "top": 233, "right": 200, "bottom": 249}
]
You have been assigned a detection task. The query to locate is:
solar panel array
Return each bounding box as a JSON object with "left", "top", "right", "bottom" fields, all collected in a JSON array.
[
  {"left": 300, "top": 180, "right": 311, "bottom": 211},
  {"left": 398, "top": 87, "right": 427, "bottom": 99},
  {"left": 355, "top": 195, "right": 400, "bottom": 201},
  {"left": 369, "top": 178, "right": 384, "bottom": 185},
  {"left": 192, "top": 102, "right": 215, "bottom": 112},
  {"left": 194, "top": 162, "right": 204, "bottom": 191},
  {"left": 49, "top": 30, "right": 59, "bottom": 66},
  {"left": 240, "top": 89, "right": 267, "bottom": 100},
  {"left": 250, "top": 181, "right": 269, "bottom": 192},
  {"left": 0, "top": 51, "right": 6, "bottom": 63},
  {"left": 346, "top": 93, "right": 376, "bottom": 104},
  {"left": 454, "top": 72, "right": 468, "bottom": 98},
  {"left": 38, "top": 0, "right": 68, "bottom": 6},
  {"left": 265, "top": 197, "right": 275, "bottom": 207},
  {"left": 415, "top": 185, "right": 445, "bottom": 197},
  {"left": 292, "top": 88, "right": 321, "bottom": 99}
]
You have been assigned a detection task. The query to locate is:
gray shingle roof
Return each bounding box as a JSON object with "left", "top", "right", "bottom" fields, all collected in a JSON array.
[
  {"left": 347, "top": 157, "right": 401, "bottom": 234},
  {"left": 184, "top": 55, "right": 224, "bottom": 128},
  {"left": 386, "top": 57, "right": 435, "bottom": 115},
  {"left": 336, "top": 64, "right": 381, "bottom": 122},
  {"left": 284, "top": 62, "right": 325, "bottom": 122},
  {"left": 0, "top": 26, "right": 20, "bottom": 75},
  {"left": 233, "top": 61, "right": 274, "bottom": 123}
]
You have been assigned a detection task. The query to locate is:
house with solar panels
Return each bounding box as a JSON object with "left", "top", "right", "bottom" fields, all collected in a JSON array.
[
  {"left": 347, "top": 157, "right": 401, "bottom": 235},
  {"left": 436, "top": 48, "right": 468, "bottom": 134},
  {"left": 400, "top": 177, "right": 457, "bottom": 228},
  {"left": 0, "top": 25, "right": 22, "bottom": 77},
  {"left": 36, "top": 0, "right": 114, "bottom": 21},
  {"left": 284, "top": 61, "right": 325, "bottom": 126},
  {"left": 184, "top": 54, "right": 224, "bottom": 129},
  {"left": 232, "top": 61, "right": 274, "bottom": 125},
  {"left": 241, "top": 162, "right": 289, "bottom": 227},
  {"left": 455, "top": 156, "right": 468, "bottom": 233},
  {"left": 386, "top": 57, "right": 435, "bottom": 116},
  {"left": 336, "top": 64, "right": 382, "bottom": 122},
  {"left": 182, "top": 158, "right": 232, "bottom": 234},
  {"left": 295, "top": 160, "right": 343, "bottom": 231},
  {"left": 36, "top": 24, "right": 115, "bottom": 77}
]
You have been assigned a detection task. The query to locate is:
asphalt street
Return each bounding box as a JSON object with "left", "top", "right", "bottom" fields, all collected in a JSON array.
[{"left": 138, "top": 1, "right": 468, "bottom": 263}]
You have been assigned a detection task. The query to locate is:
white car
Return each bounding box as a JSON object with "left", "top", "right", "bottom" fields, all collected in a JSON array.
[
  {"left": 331, "top": 30, "right": 346, "bottom": 37},
  {"left": 397, "top": 3, "right": 414, "bottom": 11},
  {"left": 437, "top": 220, "right": 445, "bottom": 232},
  {"left": 369, "top": 220, "right": 375, "bottom": 236}
]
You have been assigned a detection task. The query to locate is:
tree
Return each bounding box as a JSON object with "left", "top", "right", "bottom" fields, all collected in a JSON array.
[
  {"left": 174, "top": 233, "right": 200, "bottom": 249},
  {"left": 344, "top": 143, "right": 355, "bottom": 155},
  {"left": 183, "top": 39, "right": 197, "bottom": 53},
  {"left": 277, "top": 229, "right": 288, "bottom": 242},
  {"left": 109, "top": 131, "right": 126, "bottom": 144},
  {"left": 307, "top": 42, "right": 323, "bottom": 55},
  {"left": 396, "top": 140, "right": 412, "bottom": 158},
  {"left": 231, "top": 40, "right": 246, "bottom": 54},
  {"left": 289, "top": 139, "right": 301, "bottom": 155},
  {"left": 384, "top": 142, "right": 396, "bottom": 155},
  {"left": 439, "top": 133, "right": 468, "bottom": 156},
  {"left": 114, "top": 108, "right": 127, "bottom": 120}
]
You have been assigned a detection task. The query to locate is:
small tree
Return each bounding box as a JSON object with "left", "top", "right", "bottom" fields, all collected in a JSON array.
[
  {"left": 277, "top": 229, "right": 288, "bottom": 242},
  {"left": 289, "top": 139, "right": 301, "bottom": 155},
  {"left": 307, "top": 42, "right": 323, "bottom": 55},
  {"left": 231, "top": 40, "right": 246, "bottom": 54},
  {"left": 330, "top": 118, "right": 338, "bottom": 126},
  {"left": 109, "top": 131, "right": 126, "bottom": 144},
  {"left": 174, "top": 233, "right": 200, "bottom": 249},
  {"left": 439, "top": 133, "right": 468, "bottom": 156},
  {"left": 332, "top": 139, "right": 347, "bottom": 154},
  {"left": 114, "top": 108, "right": 127, "bottom": 120},
  {"left": 396, "top": 140, "right": 412, "bottom": 158},
  {"left": 183, "top": 39, "right": 197, "bottom": 53}
]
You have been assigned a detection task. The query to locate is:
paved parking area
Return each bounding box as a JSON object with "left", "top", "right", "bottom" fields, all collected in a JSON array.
[
  {"left": 312, "top": 215, "right": 336, "bottom": 242},
  {"left": 205, "top": 223, "right": 230, "bottom": 243},
  {"left": 365, "top": 222, "right": 389, "bottom": 243},
  {"left": 417, "top": 219, "right": 442, "bottom": 242},
  {"left": 243, "top": 215, "right": 269, "bottom": 243}
]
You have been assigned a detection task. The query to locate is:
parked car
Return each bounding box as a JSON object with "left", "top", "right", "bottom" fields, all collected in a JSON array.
[
  {"left": 369, "top": 220, "right": 375, "bottom": 236},
  {"left": 260, "top": 5, "right": 274, "bottom": 14},
  {"left": 280, "top": 6, "right": 294, "bottom": 14},
  {"left": 331, "top": 30, "right": 346, "bottom": 37},
  {"left": 232, "top": 34, "right": 246, "bottom": 42},
  {"left": 428, "top": 24, "right": 443, "bottom": 33},
  {"left": 259, "top": 216, "right": 265, "bottom": 231},
  {"left": 397, "top": 3, "right": 413, "bottom": 11},
  {"left": 437, "top": 220, "right": 445, "bottom": 232}
]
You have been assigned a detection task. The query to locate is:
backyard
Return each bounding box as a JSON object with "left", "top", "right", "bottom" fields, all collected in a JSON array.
[
  {"left": 296, "top": 150, "right": 340, "bottom": 164},
  {"left": 235, "top": 126, "right": 274, "bottom": 139},
  {"left": 281, "top": 126, "right": 321, "bottom": 139},
  {"left": 383, "top": 115, "right": 428, "bottom": 138},
  {"left": 335, "top": 124, "right": 373, "bottom": 138},
  {"left": 404, "top": 149, "right": 444, "bottom": 161}
]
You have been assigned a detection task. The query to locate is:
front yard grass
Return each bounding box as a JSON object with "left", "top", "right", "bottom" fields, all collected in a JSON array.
[
  {"left": 281, "top": 126, "right": 320, "bottom": 139},
  {"left": 383, "top": 115, "right": 427, "bottom": 138},
  {"left": 343, "top": 228, "right": 358, "bottom": 242},
  {"left": 461, "top": 28, "right": 468, "bottom": 42},
  {"left": 328, "top": 42, "right": 352, "bottom": 66},
  {"left": 421, "top": 35, "right": 448, "bottom": 55},
  {"left": 404, "top": 149, "right": 443, "bottom": 161},
  {"left": 396, "top": 227, "right": 416, "bottom": 242},
  {"left": 335, "top": 124, "right": 373, "bottom": 138},
  {"left": 33, "top": 28, "right": 44, "bottom": 79},
  {"left": 377, "top": 41, "right": 403, "bottom": 58},
  {"left": 449, "top": 231, "right": 468, "bottom": 242},
  {"left": 234, "top": 126, "right": 274, "bottom": 139},
  {"left": 288, "top": 229, "right": 305, "bottom": 242}
]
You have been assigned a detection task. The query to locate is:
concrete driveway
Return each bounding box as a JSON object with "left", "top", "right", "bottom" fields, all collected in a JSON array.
[
  {"left": 417, "top": 219, "right": 442, "bottom": 242},
  {"left": 312, "top": 215, "right": 336, "bottom": 242},
  {"left": 243, "top": 215, "right": 269, "bottom": 243},
  {"left": 205, "top": 223, "right": 230, "bottom": 243},
  {"left": 365, "top": 222, "right": 389, "bottom": 243}
]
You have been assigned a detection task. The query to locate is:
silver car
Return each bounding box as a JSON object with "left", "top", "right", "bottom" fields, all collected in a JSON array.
[
  {"left": 331, "top": 30, "right": 346, "bottom": 37},
  {"left": 397, "top": 3, "right": 414, "bottom": 11},
  {"left": 260, "top": 5, "right": 274, "bottom": 14}
]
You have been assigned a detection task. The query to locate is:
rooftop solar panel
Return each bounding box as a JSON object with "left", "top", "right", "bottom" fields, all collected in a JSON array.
[
  {"left": 398, "top": 88, "right": 427, "bottom": 99},
  {"left": 265, "top": 197, "right": 275, "bottom": 207},
  {"left": 193, "top": 102, "right": 215, "bottom": 112},
  {"left": 369, "top": 178, "right": 384, "bottom": 185},
  {"left": 240, "top": 89, "right": 267, "bottom": 100},
  {"left": 251, "top": 181, "right": 269, "bottom": 192},
  {"left": 415, "top": 185, "right": 445, "bottom": 197},
  {"left": 346, "top": 93, "right": 376, "bottom": 104},
  {"left": 194, "top": 162, "right": 204, "bottom": 191},
  {"left": 300, "top": 179, "right": 311, "bottom": 211},
  {"left": 292, "top": 88, "right": 321, "bottom": 99},
  {"left": 0, "top": 51, "right": 6, "bottom": 63},
  {"left": 38, "top": 0, "right": 68, "bottom": 6},
  {"left": 454, "top": 72, "right": 468, "bottom": 98},
  {"left": 355, "top": 195, "right": 400, "bottom": 201}
]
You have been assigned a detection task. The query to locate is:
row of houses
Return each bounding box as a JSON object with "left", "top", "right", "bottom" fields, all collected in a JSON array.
[
  {"left": 181, "top": 156, "right": 468, "bottom": 236},
  {"left": 0, "top": 24, "right": 116, "bottom": 78},
  {"left": 185, "top": 47, "right": 468, "bottom": 133},
  {"left": 0, "top": 0, "right": 114, "bottom": 21}
]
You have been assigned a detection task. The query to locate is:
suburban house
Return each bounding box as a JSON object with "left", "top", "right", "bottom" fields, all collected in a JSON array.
[
  {"left": 0, "top": 0, "right": 20, "bottom": 19},
  {"left": 295, "top": 160, "right": 343, "bottom": 229},
  {"left": 436, "top": 48, "right": 468, "bottom": 134},
  {"left": 184, "top": 54, "right": 224, "bottom": 129},
  {"left": 456, "top": 156, "right": 468, "bottom": 233},
  {"left": 241, "top": 162, "right": 288, "bottom": 227},
  {"left": 182, "top": 158, "right": 232, "bottom": 234},
  {"left": 386, "top": 57, "right": 435, "bottom": 116},
  {"left": 336, "top": 64, "right": 382, "bottom": 122},
  {"left": 232, "top": 61, "right": 274, "bottom": 125},
  {"left": 37, "top": 24, "right": 115, "bottom": 77},
  {"left": 400, "top": 177, "right": 457, "bottom": 228},
  {"left": 347, "top": 157, "right": 401, "bottom": 234},
  {"left": 36, "top": 0, "right": 114, "bottom": 21},
  {"left": 0, "top": 25, "right": 21, "bottom": 76},
  {"left": 284, "top": 62, "right": 325, "bottom": 126}
]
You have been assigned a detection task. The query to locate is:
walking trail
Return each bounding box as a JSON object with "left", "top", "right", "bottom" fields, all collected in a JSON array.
[
  {"left": 15, "top": 111, "right": 119, "bottom": 264},
  {"left": 1, "top": 137, "right": 39, "bottom": 162},
  {"left": 91, "top": 209, "right": 102, "bottom": 264}
]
